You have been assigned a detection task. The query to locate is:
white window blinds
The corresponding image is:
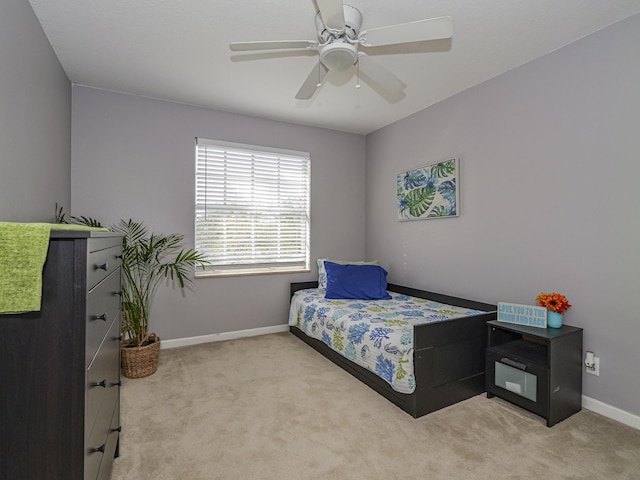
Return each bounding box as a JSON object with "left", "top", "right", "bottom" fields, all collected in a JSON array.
[{"left": 195, "top": 138, "right": 310, "bottom": 276}]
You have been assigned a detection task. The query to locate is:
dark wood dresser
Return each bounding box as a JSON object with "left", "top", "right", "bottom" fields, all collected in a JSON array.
[{"left": 0, "top": 231, "right": 123, "bottom": 480}]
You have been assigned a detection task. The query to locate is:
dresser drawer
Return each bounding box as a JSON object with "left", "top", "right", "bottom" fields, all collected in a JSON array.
[
  {"left": 96, "top": 401, "right": 120, "bottom": 480},
  {"left": 87, "top": 270, "right": 122, "bottom": 366},
  {"left": 88, "top": 243, "right": 122, "bottom": 291},
  {"left": 85, "top": 399, "right": 119, "bottom": 480},
  {"left": 86, "top": 317, "right": 121, "bottom": 442}
]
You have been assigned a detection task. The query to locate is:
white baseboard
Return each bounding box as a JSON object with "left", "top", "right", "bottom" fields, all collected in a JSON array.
[
  {"left": 160, "top": 324, "right": 290, "bottom": 349},
  {"left": 160, "top": 326, "right": 639, "bottom": 431},
  {"left": 582, "top": 395, "right": 640, "bottom": 430}
]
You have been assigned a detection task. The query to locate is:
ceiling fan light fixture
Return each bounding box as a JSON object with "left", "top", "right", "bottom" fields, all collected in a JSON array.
[{"left": 319, "top": 42, "right": 358, "bottom": 72}]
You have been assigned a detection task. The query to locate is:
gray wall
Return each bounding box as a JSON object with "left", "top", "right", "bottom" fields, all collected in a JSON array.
[
  {"left": 0, "top": 0, "right": 70, "bottom": 222},
  {"left": 71, "top": 86, "right": 365, "bottom": 341},
  {"left": 365, "top": 13, "right": 640, "bottom": 416}
]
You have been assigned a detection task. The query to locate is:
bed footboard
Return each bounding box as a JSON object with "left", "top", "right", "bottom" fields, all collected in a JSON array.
[{"left": 412, "top": 314, "right": 491, "bottom": 417}]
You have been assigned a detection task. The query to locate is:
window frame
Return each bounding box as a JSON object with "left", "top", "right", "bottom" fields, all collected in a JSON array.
[{"left": 194, "top": 137, "right": 311, "bottom": 278}]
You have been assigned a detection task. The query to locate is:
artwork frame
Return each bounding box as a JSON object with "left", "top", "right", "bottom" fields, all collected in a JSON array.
[{"left": 397, "top": 158, "right": 459, "bottom": 221}]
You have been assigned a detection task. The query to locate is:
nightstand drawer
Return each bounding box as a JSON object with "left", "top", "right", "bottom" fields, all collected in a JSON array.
[
  {"left": 487, "top": 360, "right": 548, "bottom": 417},
  {"left": 486, "top": 337, "right": 551, "bottom": 419},
  {"left": 87, "top": 270, "right": 121, "bottom": 366},
  {"left": 494, "top": 359, "right": 538, "bottom": 401}
]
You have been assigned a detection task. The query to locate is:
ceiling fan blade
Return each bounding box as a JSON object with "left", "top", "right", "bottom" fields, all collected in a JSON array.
[
  {"left": 359, "top": 16, "right": 453, "bottom": 47},
  {"left": 295, "top": 63, "right": 329, "bottom": 100},
  {"left": 230, "top": 40, "right": 317, "bottom": 52},
  {"left": 357, "top": 54, "right": 406, "bottom": 96},
  {"left": 317, "top": 0, "right": 346, "bottom": 31}
]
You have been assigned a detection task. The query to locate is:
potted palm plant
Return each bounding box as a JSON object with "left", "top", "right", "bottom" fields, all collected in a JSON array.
[
  {"left": 112, "top": 219, "right": 208, "bottom": 378},
  {"left": 55, "top": 206, "right": 208, "bottom": 378}
]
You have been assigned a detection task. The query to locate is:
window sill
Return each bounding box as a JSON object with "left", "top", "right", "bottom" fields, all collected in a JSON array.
[{"left": 195, "top": 268, "right": 310, "bottom": 279}]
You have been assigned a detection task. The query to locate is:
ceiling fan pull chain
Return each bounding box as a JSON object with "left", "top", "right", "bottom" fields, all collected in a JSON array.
[
  {"left": 356, "top": 61, "right": 361, "bottom": 89},
  {"left": 317, "top": 62, "right": 322, "bottom": 88}
]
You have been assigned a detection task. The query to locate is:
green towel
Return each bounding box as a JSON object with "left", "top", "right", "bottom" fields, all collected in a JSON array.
[
  {"left": 0, "top": 222, "right": 110, "bottom": 314},
  {"left": 0, "top": 222, "right": 52, "bottom": 314}
]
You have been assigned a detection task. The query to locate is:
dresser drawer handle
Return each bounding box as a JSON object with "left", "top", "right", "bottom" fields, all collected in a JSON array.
[
  {"left": 113, "top": 381, "right": 122, "bottom": 387},
  {"left": 95, "top": 262, "right": 109, "bottom": 271},
  {"left": 92, "top": 379, "right": 107, "bottom": 388},
  {"left": 90, "top": 444, "right": 106, "bottom": 454},
  {"left": 92, "top": 313, "right": 108, "bottom": 322},
  {"left": 112, "top": 426, "right": 122, "bottom": 433}
]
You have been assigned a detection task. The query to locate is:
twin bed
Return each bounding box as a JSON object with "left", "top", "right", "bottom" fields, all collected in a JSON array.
[{"left": 289, "top": 280, "right": 497, "bottom": 418}]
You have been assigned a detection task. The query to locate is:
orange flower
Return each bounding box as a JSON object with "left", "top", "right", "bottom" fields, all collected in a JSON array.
[{"left": 536, "top": 292, "right": 571, "bottom": 314}]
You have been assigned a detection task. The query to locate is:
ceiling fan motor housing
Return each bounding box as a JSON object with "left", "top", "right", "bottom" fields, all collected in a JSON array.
[{"left": 315, "top": 4, "right": 362, "bottom": 42}]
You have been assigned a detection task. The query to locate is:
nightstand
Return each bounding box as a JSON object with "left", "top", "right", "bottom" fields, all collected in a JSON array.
[{"left": 486, "top": 320, "right": 583, "bottom": 426}]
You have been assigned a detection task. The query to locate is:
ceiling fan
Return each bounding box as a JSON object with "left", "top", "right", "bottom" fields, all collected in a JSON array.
[{"left": 229, "top": 0, "right": 453, "bottom": 100}]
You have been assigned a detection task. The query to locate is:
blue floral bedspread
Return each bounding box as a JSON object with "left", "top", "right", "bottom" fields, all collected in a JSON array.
[{"left": 288, "top": 288, "right": 485, "bottom": 394}]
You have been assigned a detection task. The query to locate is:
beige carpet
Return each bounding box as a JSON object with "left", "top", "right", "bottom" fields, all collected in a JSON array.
[{"left": 111, "top": 332, "right": 640, "bottom": 480}]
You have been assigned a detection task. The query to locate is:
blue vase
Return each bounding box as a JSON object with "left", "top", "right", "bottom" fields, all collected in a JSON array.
[{"left": 547, "top": 311, "right": 563, "bottom": 328}]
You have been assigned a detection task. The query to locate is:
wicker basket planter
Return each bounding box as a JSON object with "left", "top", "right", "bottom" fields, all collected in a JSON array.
[{"left": 121, "top": 333, "right": 161, "bottom": 378}]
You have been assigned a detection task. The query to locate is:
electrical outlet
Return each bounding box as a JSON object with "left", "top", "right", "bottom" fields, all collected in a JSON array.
[{"left": 586, "top": 356, "right": 600, "bottom": 376}]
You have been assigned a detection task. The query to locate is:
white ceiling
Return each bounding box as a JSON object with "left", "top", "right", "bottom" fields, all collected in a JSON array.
[{"left": 28, "top": 0, "right": 640, "bottom": 135}]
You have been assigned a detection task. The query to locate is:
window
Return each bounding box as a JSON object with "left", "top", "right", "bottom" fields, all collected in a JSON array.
[{"left": 195, "top": 138, "right": 310, "bottom": 277}]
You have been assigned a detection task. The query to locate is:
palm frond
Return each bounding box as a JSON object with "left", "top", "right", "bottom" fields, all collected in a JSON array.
[
  {"left": 53, "top": 203, "right": 104, "bottom": 227},
  {"left": 69, "top": 215, "right": 104, "bottom": 227},
  {"left": 54, "top": 203, "right": 69, "bottom": 224}
]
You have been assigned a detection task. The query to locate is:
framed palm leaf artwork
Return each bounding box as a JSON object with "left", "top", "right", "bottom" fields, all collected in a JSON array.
[{"left": 397, "top": 158, "right": 459, "bottom": 221}]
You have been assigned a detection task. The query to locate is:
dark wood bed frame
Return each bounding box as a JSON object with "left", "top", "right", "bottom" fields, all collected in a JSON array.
[{"left": 290, "top": 282, "right": 497, "bottom": 418}]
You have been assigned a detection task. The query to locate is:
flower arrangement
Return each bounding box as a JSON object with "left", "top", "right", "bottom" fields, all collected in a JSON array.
[{"left": 536, "top": 292, "right": 571, "bottom": 314}]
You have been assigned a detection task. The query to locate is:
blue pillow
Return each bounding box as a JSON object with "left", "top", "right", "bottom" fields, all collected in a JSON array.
[{"left": 324, "top": 261, "right": 391, "bottom": 300}]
